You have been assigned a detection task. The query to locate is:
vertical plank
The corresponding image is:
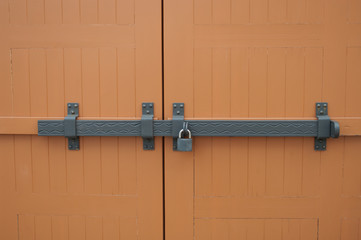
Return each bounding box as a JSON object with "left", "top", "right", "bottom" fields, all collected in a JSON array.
[
  {"left": 265, "top": 219, "right": 283, "bottom": 240},
  {"left": 9, "top": 0, "right": 27, "bottom": 24},
  {"left": 230, "top": 48, "right": 249, "bottom": 117},
  {"left": 44, "top": 0, "right": 62, "bottom": 24},
  {"left": 64, "top": 48, "right": 83, "bottom": 193},
  {"left": 348, "top": 0, "right": 361, "bottom": 23},
  {"left": 19, "top": 215, "right": 35, "bottom": 240},
  {"left": 300, "top": 219, "right": 318, "bottom": 240},
  {"left": 103, "top": 216, "right": 120, "bottom": 240},
  {"left": 12, "top": 49, "right": 33, "bottom": 192},
  {"left": 230, "top": 48, "right": 249, "bottom": 197},
  {"left": 212, "top": 220, "right": 229, "bottom": 240},
  {"left": 80, "top": 0, "right": 98, "bottom": 24},
  {"left": 194, "top": 47, "right": 213, "bottom": 196},
  {"left": 68, "top": 216, "right": 86, "bottom": 240},
  {"left": 230, "top": 0, "right": 250, "bottom": 24},
  {"left": 117, "top": 48, "right": 136, "bottom": 117},
  {"left": 343, "top": 137, "right": 361, "bottom": 196},
  {"left": 267, "top": 48, "right": 286, "bottom": 117},
  {"left": 306, "top": 0, "right": 324, "bottom": 23},
  {"left": 118, "top": 218, "right": 137, "bottom": 240},
  {"left": 63, "top": 0, "right": 80, "bottom": 24},
  {"left": 283, "top": 48, "right": 304, "bottom": 196},
  {"left": 116, "top": 0, "right": 134, "bottom": 24},
  {"left": 118, "top": 138, "right": 137, "bottom": 195},
  {"left": 100, "top": 48, "right": 117, "bottom": 117},
  {"left": 14, "top": 136, "right": 32, "bottom": 193},
  {"left": 340, "top": 218, "right": 359, "bottom": 240},
  {"left": 287, "top": 0, "right": 306, "bottom": 23},
  {"left": 35, "top": 216, "right": 52, "bottom": 240},
  {"left": 250, "top": 0, "right": 268, "bottom": 23},
  {"left": 194, "top": 48, "right": 212, "bottom": 118},
  {"left": 248, "top": 48, "right": 267, "bottom": 196},
  {"left": 345, "top": 48, "right": 361, "bottom": 117},
  {"left": 99, "top": 48, "right": 118, "bottom": 195},
  {"left": 246, "top": 220, "right": 264, "bottom": 240},
  {"left": 265, "top": 48, "right": 286, "bottom": 196},
  {"left": 47, "top": 49, "right": 67, "bottom": 194},
  {"left": 230, "top": 137, "right": 248, "bottom": 196},
  {"left": 212, "top": 0, "right": 230, "bottom": 24},
  {"left": 27, "top": 0, "right": 44, "bottom": 24},
  {"left": 194, "top": 0, "right": 212, "bottom": 24},
  {"left": 52, "top": 216, "right": 68, "bottom": 240},
  {"left": 195, "top": 220, "right": 212, "bottom": 240},
  {"left": 86, "top": 217, "right": 103, "bottom": 240},
  {"left": 12, "top": 49, "right": 30, "bottom": 117},
  {"left": 212, "top": 48, "right": 231, "bottom": 196},
  {"left": 29, "top": 49, "right": 49, "bottom": 193},
  {"left": 302, "top": 48, "right": 323, "bottom": 196},
  {"left": 269, "top": 0, "right": 287, "bottom": 23},
  {"left": 99, "top": 0, "right": 116, "bottom": 24}
]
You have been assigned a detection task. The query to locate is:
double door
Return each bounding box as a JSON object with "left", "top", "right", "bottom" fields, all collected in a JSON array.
[{"left": 1, "top": 0, "right": 361, "bottom": 239}]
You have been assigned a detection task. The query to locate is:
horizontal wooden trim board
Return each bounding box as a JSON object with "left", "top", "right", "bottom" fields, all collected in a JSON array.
[{"left": 0, "top": 117, "right": 360, "bottom": 136}]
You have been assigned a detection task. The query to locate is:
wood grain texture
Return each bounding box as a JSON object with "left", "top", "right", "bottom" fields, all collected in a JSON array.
[
  {"left": 0, "top": 0, "right": 162, "bottom": 239},
  {"left": 165, "top": 0, "right": 361, "bottom": 239}
]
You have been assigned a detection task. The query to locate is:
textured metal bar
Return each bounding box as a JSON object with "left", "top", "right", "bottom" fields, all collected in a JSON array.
[{"left": 39, "top": 119, "right": 318, "bottom": 137}]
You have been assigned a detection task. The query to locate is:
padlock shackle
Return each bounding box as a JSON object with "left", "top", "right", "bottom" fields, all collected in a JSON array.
[{"left": 179, "top": 129, "right": 191, "bottom": 138}]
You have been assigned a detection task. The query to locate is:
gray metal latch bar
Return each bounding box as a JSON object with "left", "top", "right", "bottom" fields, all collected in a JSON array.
[{"left": 38, "top": 102, "right": 340, "bottom": 151}]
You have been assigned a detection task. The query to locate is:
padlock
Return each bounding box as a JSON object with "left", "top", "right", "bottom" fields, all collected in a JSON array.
[{"left": 177, "top": 129, "right": 192, "bottom": 152}]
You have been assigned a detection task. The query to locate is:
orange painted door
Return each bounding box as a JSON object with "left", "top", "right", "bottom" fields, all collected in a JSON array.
[
  {"left": 164, "top": 1, "right": 361, "bottom": 240},
  {"left": 0, "top": 1, "right": 162, "bottom": 240}
]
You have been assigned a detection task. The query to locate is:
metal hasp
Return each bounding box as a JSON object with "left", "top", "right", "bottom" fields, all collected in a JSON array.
[
  {"left": 64, "top": 103, "right": 79, "bottom": 150},
  {"left": 141, "top": 103, "right": 154, "bottom": 150},
  {"left": 172, "top": 103, "right": 185, "bottom": 150},
  {"left": 315, "top": 102, "right": 340, "bottom": 151}
]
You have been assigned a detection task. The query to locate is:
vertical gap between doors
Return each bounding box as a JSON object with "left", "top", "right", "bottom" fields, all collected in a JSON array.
[{"left": 161, "top": 0, "right": 165, "bottom": 239}]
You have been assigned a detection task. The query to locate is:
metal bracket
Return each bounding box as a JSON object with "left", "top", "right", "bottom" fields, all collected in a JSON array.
[
  {"left": 172, "top": 103, "right": 184, "bottom": 150},
  {"left": 141, "top": 102, "right": 154, "bottom": 150},
  {"left": 315, "top": 102, "right": 330, "bottom": 151},
  {"left": 65, "top": 103, "right": 79, "bottom": 150}
]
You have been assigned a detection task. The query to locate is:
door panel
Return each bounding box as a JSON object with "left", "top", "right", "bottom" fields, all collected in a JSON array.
[
  {"left": 164, "top": 1, "right": 361, "bottom": 240},
  {"left": 0, "top": 1, "right": 162, "bottom": 239}
]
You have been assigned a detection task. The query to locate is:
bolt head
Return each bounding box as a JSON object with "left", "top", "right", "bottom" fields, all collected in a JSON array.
[
  {"left": 74, "top": 104, "right": 78, "bottom": 108},
  {"left": 173, "top": 104, "right": 177, "bottom": 108},
  {"left": 146, "top": 110, "right": 150, "bottom": 114},
  {"left": 142, "top": 104, "right": 146, "bottom": 108},
  {"left": 180, "top": 104, "right": 184, "bottom": 108},
  {"left": 71, "top": 110, "right": 75, "bottom": 114},
  {"left": 176, "top": 111, "right": 180, "bottom": 115},
  {"left": 149, "top": 104, "right": 153, "bottom": 108}
]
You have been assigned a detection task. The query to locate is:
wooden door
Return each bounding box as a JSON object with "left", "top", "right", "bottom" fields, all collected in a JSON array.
[
  {"left": 164, "top": 0, "right": 361, "bottom": 240},
  {"left": 0, "top": 1, "right": 162, "bottom": 239}
]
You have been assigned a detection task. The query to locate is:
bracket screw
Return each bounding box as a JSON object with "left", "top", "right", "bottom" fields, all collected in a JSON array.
[
  {"left": 149, "top": 104, "right": 153, "bottom": 108},
  {"left": 71, "top": 110, "right": 75, "bottom": 114},
  {"left": 319, "top": 110, "right": 324, "bottom": 115},
  {"left": 322, "top": 145, "right": 326, "bottom": 149},
  {"left": 143, "top": 104, "right": 146, "bottom": 108},
  {"left": 180, "top": 104, "right": 184, "bottom": 108},
  {"left": 146, "top": 110, "right": 150, "bottom": 114},
  {"left": 176, "top": 111, "right": 180, "bottom": 115},
  {"left": 315, "top": 146, "right": 319, "bottom": 149},
  {"left": 68, "top": 104, "right": 71, "bottom": 108},
  {"left": 74, "top": 104, "right": 78, "bottom": 108},
  {"left": 174, "top": 104, "right": 177, "bottom": 108}
]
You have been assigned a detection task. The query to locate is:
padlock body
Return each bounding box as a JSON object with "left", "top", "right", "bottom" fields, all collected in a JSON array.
[{"left": 177, "top": 138, "right": 193, "bottom": 152}]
